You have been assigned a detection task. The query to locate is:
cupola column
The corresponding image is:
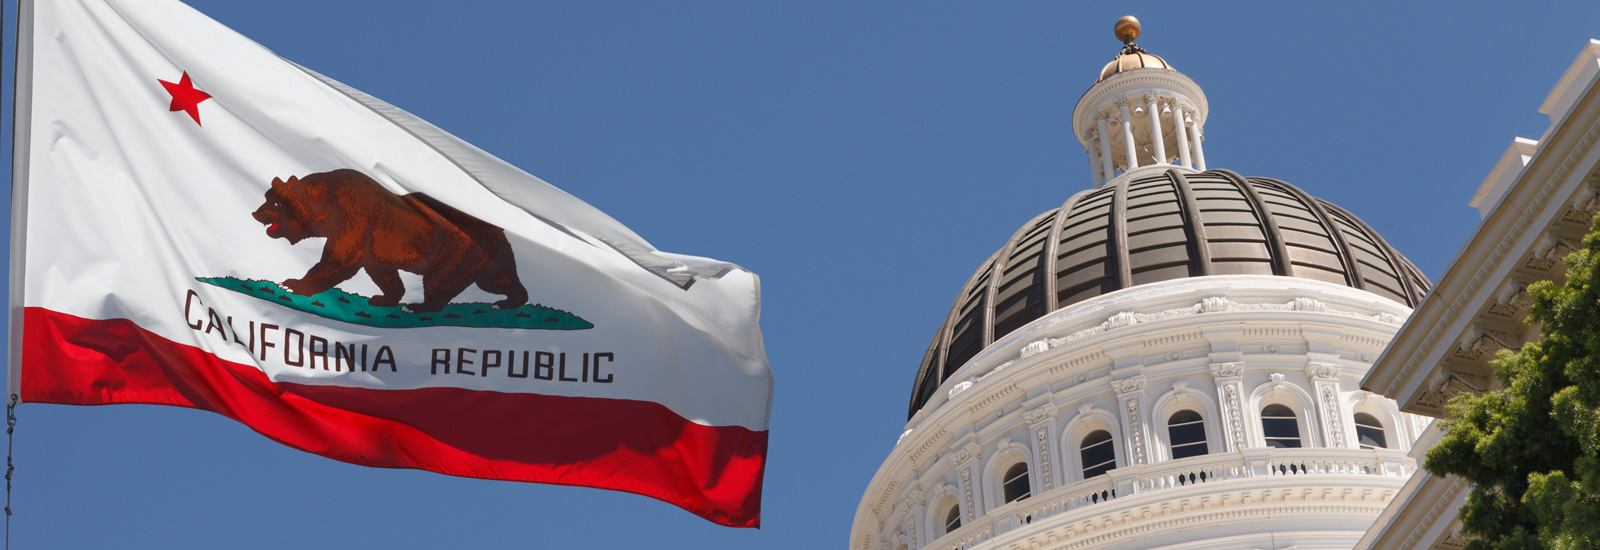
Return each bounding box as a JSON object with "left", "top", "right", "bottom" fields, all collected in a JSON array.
[
  {"left": 1086, "top": 147, "right": 1104, "bottom": 188},
  {"left": 1172, "top": 102, "right": 1192, "bottom": 168},
  {"left": 1119, "top": 101, "right": 1139, "bottom": 171},
  {"left": 1189, "top": 121, "right": 1207, "bottom": 171},
  {"left": 1096, "top": 117, "right": 1116, "bottom": 181},
  {"left": 1146, "top": 94, "right": 1167, "bottom": 165}
]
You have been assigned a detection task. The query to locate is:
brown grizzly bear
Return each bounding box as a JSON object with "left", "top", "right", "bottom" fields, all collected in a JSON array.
[{"left": 251, "top": 169, "right": 528, "bottom": 313}]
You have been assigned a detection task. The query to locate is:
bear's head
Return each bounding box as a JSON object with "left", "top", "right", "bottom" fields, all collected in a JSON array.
[{"left": 252, "top": 175, "right": 330, "bottom": 244}]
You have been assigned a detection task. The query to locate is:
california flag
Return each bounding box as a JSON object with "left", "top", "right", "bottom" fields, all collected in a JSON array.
[{"left": 9, "top": 0, "right": 771, "bottom": 527}]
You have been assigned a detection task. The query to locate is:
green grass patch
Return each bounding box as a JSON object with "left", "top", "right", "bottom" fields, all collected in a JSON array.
[{"left": 197, "top": 277, "right": 593, "bottom": 331}]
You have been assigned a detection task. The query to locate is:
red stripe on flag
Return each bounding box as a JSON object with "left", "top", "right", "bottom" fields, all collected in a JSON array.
[{"left": 19, "top": 307, "right": 765, "bottom": 527}]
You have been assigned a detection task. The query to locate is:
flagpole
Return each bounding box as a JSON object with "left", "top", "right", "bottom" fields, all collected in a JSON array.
[
  {"left": 4, "top": 1, "right": 23, "bottom": 547},
  {"left": 6, "top": 0, "right": 31, "bottom": 404}
]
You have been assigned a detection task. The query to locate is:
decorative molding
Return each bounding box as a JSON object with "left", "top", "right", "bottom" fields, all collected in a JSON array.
[
  {"left": 870, "top": 480, "right": 901, "bottom": 521},
  {"left": 954, "top": 443, "right": 983, "bottom": 466},
  {"left": 1111, "top": 376, "right": 1147, "bottom": 395},
  {"left": 904, "top": 507, "right": 919, "bottom": 550},
  {"left": 1437, "top": 522, "right": 1471, "bottom": 548},
  {"left": 1293, "top": 297, "right": 1327, "bottom": 312},
  {"left": 1383, "top": 115, "right": 1600, "bottom": 399},
  {"left": 1399, "top": 477, "right": 1470, "bottom": 550},
  {"left": 969, "top": 384, "right": 1021, "bottom": 416},
  {"left": 1340, "top": 332, "right": 1389, "bottom": 348},
  {"left": 1416, "top": 370, "right": 1492, "bottom": 410},
  {"left": 1526, "top": 233, "right": 1580, "bottom": 271},
  {"left": 961, "top": 468, "right": 976, "bottom": 521},
  {"left": 1046, "top": 499, "right": 1392, "bottom": 550},
  {"left": 1321, "top": 385, "right": 1346, "bottom": 448},
  {"left": 1025, "top": 404, "right": 1058, "bottom": 426},
  {"left": 1246, "top": 328, "right": 1301, "bottom": 337},
  {"left": 1453, "top": 325, "right": 1519, "bottom": 360},
  {"left": 948, "top": 380, "right": 974, "bottom": 400},
  {"left": 1125, "top": 397, "right": 1147, "bottom": 465},
  {"left": 1209, "top": 362, "right": 1243, "bottom": 379},
  {"left": 1036, "top": 296, "right": 1396, "bottom": 361},
  {"left": 1036, "top": 427, "right": 1054, "bottom": 491},
  {"left": 1049, "top": 351, "right": 1106, "bottom": 375},
  {"left": 1142, "top": 332, "right": 1200, "bottom": 347},
  {"left": 1222, "top": 383, "right": 1245, "bottom": 450},
  {"left": 908, "top": 427, "right": 950, "bottom": 469},
  {"left": 1488, "top": 281, "right": 1532, "bottom": 317},
  {"left": 1305, "top": 362, "right": 1341, "bottom": 381}
]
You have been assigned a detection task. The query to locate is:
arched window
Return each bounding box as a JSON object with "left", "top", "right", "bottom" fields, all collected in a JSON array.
[
  {"left": 1167, "top": 409, "right": 1209, "bottom": 459},
  {"left": 1080, "top": 430, "right": 1117, "bottom": 479},
  {"left": 1261, "top": 404, "right": 1302, "bottom": 448},
  {"left": 1002, "top": 463, "right": 1031, "bottom": 503},
  {"left": 944, "top": 504, "right": 961, "bottom": 533},
  {"left": 1354, "top": 413, "right": 1388, "bottom": 449}
]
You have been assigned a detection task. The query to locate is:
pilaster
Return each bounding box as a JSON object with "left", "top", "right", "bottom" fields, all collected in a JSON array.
[
  {"left": 1306, "top": 360, "right": 1348, "bottom": 448},
  {"left": 1110, "top": 374, "right": 1150, "bottom": 467},
  {"left": 1023, "top": 402, "right": 1059, "bottom": 492},
  {"left": 1209, "top": 362, "right": 1248, "bottom": 451},
  {"left": 954, "top": 442, "right": 982, "bottom": 522}
]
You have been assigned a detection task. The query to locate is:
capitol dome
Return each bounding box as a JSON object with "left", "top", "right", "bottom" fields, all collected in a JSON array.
[
  {"left": 854, "top": 17, "right": 1434, "bottom": 550},
  {"left": 908, "top": 169, "right": 1430, "bottom": 417}
]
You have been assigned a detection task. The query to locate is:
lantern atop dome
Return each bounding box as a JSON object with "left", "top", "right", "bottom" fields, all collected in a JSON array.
[{"left": 1074, "top": 16, "right": 1209, "bottom": 188}]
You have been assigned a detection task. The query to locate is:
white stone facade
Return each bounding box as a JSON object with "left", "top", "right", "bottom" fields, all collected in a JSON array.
[{"left": 853, "top": 276, "right": 1423, "bottom": 550}]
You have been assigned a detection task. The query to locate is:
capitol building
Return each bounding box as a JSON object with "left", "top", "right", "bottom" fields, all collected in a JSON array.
[{"left": 851, "top": 16, "right": 1600, "bottom": 550}]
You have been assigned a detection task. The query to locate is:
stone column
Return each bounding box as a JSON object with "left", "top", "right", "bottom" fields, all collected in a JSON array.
[
  {"left": 1087, "top": 140, "right": 1104, "bottom": 188},
  {"left": 1024, "top": 404, "right": 1059, "bottom": 492},
  {"left": 1171, "top": 102, "right": 1192, "bottom": 168},
  {"left": 1306, "top": 362, "right": 1347, "bottom": 448},
  {"left": 1119, "top": 101, "right": 1139, "bottom": 171},
  {"left": 1096, "top": 115, "right": 1116, "bottom": 181},
  {"left": 1146, "top": 94, "right": 1166, "bottom": 164},
  {"left": 1189, "top": 121, "right": 1207, "bottom": 171},
  {"left": 1209, "top": 362, "right": 1248, "bottom": 452},
  {"left": 954, "top": 442, "right": 982, "bottom": 521}
]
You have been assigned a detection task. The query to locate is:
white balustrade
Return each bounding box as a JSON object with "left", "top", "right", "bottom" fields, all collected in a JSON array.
[{"left": 923, "top": 447, "right": 1413, "bottom": 546}]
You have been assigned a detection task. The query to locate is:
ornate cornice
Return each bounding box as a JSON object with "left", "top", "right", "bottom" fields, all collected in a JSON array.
[
  {"left": 1377, "top": 113, "right": 1600, "bottom": 405},
  {"left": 1073, "top": 70, "right": 1208, "bottom": 149}
]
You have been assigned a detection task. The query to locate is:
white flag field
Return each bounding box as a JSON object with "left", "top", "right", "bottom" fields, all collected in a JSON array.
[{"left": 8, "top": 0, "right": 772, "bottom": 527}]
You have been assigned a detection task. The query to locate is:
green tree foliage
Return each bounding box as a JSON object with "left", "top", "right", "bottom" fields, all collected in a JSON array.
[{"left": 1426, "top": 218, "right": 1600, "bottom": 550}]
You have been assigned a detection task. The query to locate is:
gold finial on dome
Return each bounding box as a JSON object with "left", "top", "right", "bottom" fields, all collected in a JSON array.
[{"left": 1114, "top": 16, "right": 1140, "bottom": 45}]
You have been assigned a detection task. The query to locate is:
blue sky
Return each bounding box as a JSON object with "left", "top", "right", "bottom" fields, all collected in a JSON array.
[{"left": 3, "top": 1, "right": 1599, "bottom": 548}]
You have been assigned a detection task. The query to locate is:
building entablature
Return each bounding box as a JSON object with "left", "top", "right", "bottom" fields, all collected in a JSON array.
[{"left": 1361, "top": 41, "right": 1600, "bottom": 418}]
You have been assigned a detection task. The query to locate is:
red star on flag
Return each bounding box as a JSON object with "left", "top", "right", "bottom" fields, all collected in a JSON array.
[{"left": 158, "top": 71, "right": 211, "bottom": 126}]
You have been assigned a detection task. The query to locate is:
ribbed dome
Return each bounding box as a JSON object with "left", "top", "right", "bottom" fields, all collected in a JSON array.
[
  {"left": 907, "top": 168, "right": 1431, "bottom": 418},
  {"left": 1098, "top": 50, "right": 1173, "bottom": 82}
]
